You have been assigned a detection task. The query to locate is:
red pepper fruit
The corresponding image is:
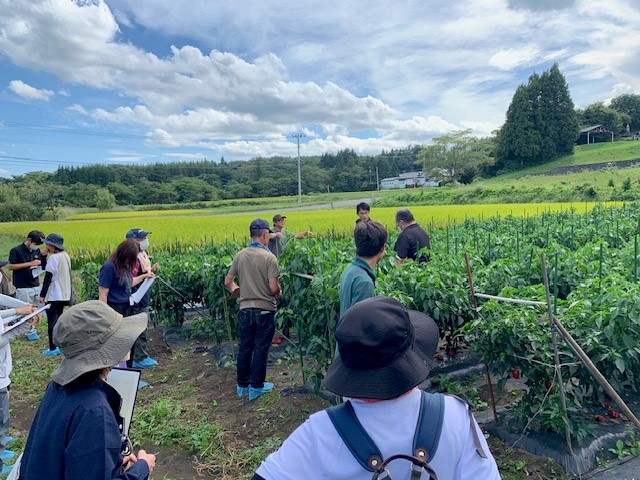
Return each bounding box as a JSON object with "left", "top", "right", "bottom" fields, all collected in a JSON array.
[
  {"left": 512, "top": 369, "right": 521, "bottom": 379},
  {"left": 447, "top": 349, "right": 455, "bottom": 357},
  {"left": 603, "top": 401, "right": 610, "bottom": 408},
  {"left": 608, "top": 410, "right": 620, "bottom": 419},
  {"left": 595, "top": 415, "right": 605, "bottom": 423},
  {"left": 545, "top": 379, "right": 552, "bottom": 389},
  {"left": 435, "top": 353, "right": 444, "bottom": 361}
]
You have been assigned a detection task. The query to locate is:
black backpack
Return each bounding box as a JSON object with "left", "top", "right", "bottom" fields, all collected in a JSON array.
[{"left": 327, "top": 391, "right": 443, "bottom": 480}]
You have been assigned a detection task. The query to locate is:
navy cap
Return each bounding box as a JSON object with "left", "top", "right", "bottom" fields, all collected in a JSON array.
[
  {"left": 125, "top": 228, "right": 152, "bottom": 239},
  {"left": 249, "top": 218, "right": 272, "bottom": 233}
]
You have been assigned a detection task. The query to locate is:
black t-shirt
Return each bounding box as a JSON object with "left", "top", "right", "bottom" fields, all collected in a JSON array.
[
  {"left": 8, "top": 243, "right": 46, "bottom": 288},
  {"left": 394, "top": 223, "right": 430, "bottom": 262}
]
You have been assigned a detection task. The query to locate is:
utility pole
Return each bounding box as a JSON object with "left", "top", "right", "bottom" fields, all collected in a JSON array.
[{"left": 290, "top": 133, "right": 306, "bottom": 203}]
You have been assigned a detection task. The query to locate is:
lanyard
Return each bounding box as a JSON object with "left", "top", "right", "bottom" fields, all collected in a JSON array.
[{"left": 249, "top": 242, "right": 269, "bottom": 251}]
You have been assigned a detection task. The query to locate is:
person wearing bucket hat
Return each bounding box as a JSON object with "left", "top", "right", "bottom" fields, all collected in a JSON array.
[
  {"left": 252, "top": 297, "right": 500, "bottom": 480},
  {"left": 18, "top": 301, "right": 156, "bottom": 480},
  {"left": 38, "top": 233, "right": 72, "bottom": 356},
  {"left": 224, "top": 219, "right": 281, "bottom": 401}
]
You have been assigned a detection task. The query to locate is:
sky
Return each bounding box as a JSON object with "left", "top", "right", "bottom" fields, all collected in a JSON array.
[{"left": 0, "top": 0, "right": 639, "bottom": 178}]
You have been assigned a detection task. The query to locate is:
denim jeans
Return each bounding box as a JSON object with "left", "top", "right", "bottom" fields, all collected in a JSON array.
[
  {"left": 0, "top": 387, "right": 9, "bottom": 465},
  {"left": 236, "top": 308, "right": 276, "bottom": 389}
]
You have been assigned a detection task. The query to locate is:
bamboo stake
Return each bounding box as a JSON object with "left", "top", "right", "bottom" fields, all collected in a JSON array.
[
  {"left": 550, "top": 314, "right": 640, "bottom": 431},
  {"left": 464, "top": 253, "right": 498, "bottom": 422},
  {"left": 541, "top": 254, "right": 573, "bottom": 455}
]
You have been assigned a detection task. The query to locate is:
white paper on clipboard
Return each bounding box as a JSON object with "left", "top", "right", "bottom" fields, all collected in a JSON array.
[
  {"left": 0, "top": 294, "right": 28, "bottom": 309},
  {"left": 3, "top": 304, "right": 50, "bottom": 333},
  {"left": 106, "top": 368, "right": 141, "bottom": 436},
  {"left": 129, "top": 277, "right": 154, "bottom": 306}
]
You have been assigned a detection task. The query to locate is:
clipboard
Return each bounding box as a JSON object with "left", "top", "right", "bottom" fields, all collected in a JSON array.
[
  {"left": 106, "top": 368, "right": 141, "bottom": 436},
  {"left": 3, "top": 304, "right": 50, "bottom": 333}
]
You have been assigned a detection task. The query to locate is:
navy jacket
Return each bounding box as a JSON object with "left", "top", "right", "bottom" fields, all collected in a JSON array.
[{"left": 19, "top": 379, "right": 149, "bottom": 480}]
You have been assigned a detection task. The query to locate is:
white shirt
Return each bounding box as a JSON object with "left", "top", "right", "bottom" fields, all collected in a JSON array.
[
  {"left": 256, "top": 388, "right": 501, "bottom": 480},
  {"left": 44, "top": 252, "right": 72, "bottom": 303}
]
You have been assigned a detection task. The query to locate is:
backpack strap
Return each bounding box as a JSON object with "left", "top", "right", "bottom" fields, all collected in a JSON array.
[
  {"left": 413, "top": 391, "right": 445, "bottom": 462},
  {"left": 326, "top": 400, "right": 383, "bottom": 472},
  {"left": 327, "top": 391, "right": 447, "bottom": 474}
]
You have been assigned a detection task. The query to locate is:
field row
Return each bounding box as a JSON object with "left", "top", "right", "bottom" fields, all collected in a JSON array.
[{"left": 0, "top": 202, "right": 607, "bottom": 258}]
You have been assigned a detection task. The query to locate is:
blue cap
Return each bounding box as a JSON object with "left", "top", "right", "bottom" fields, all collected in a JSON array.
[
  {"left": 249, "top": 218, "right": 272, "bottom": 233},
  {"left": 126, "top": 228, "right": 151, "bottom": 239}
]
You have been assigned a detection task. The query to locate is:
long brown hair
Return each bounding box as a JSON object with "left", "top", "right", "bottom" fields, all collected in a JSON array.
[{"left": 109, "top": 239, "right": 139, "bottom": 285}]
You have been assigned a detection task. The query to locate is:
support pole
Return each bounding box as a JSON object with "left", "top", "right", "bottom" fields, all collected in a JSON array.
[
  {"left": 541, "top": 254, "right": 573, "bottom": 454},
  {"left": 551, "top": 314, "right": 640, "bottom": 431},
  {"left": 464, "top": 252, "right": 498, "bottom": 422}
]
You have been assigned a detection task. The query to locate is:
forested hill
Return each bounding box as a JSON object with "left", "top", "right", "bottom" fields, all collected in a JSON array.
[{"left": 0, "top": 147, "right": 422, "bottom": 221}]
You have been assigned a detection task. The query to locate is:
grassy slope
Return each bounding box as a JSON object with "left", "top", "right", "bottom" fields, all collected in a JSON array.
[{"left": 491, "top": 141, "right": 640, "bottom": 179}]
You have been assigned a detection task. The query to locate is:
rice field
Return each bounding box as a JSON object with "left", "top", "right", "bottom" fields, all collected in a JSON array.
[{"left": 0, "top": 202, "right": 611, "bottom": 258}]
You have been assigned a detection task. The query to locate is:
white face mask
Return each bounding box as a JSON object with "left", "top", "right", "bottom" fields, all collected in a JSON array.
[
  {"left": 139, "top": 239, "right": 150, "bottom": 251},
  {"left": 30, "top": 243, "right": 40, "bottom": 251}
]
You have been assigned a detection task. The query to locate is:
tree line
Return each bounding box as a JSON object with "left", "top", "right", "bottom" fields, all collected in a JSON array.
[{"left": 0, "top": 147, "right": 422, "bottom": 221}]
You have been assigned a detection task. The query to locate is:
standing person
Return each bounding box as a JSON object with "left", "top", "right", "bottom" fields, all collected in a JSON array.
[
  {"left": 394, "top": 208, "right": 431, "bottom": 265},
  {"left": 17, "top": 301, "right": 156, "bottom": 480},
  {"left": 98, "top": 239, "right": 154, "bottom": 370},
  {"left": 38, "top": 234, "right": 72, "bottom": 356},
  {"left": 268, "top": 214, "right": 313, "bottom": 257},
  {"left": 355, "top": 202, "right": 371, "bottom": 224},
  {"left": 252, "top": 297, "right": 501, "bottom": 480},
  {"left": 224, "top": 219, "right": 281, "bottom": 401},
  {"left": 8, "top": 230, "right": 47, "bottom": 340},
  {"left": 125, "top": 229, "right": 159, "bottom": 370},
  {"left": 339, "top": 221, "right": 387, "bottom": 318},
  {"left": 0, "top": 302, "right": 38, "bottom": 474}
]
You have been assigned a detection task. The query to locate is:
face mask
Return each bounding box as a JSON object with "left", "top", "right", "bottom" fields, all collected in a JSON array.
[
  {"left": 30, "top": 243, "right": 40, "bottom": 251},
  {"left": 139, "top": 239, "right": 150, "bottom": 251}
]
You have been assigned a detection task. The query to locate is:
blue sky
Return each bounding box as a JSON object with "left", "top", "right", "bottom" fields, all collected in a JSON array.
[{"left": 1, "top": 0, "right": 639, "bottom": 177}]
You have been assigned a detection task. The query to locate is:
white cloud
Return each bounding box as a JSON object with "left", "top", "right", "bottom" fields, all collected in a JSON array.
[
  {"left": 67, "top": 103, "right": 88, "bottom": 115},
  {"left": 8, "top": 80, "right": 54, "bottom": 101},
  {"left": 1, "top": 0, "right": 640, "bottom": 166}
]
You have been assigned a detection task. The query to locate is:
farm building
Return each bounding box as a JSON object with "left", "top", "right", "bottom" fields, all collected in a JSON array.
[
  {"left": 577, "top": 125, "right": 614, "bottom": 145},
  {"left": 380, "top": 171, "right": 439, "bottom": 190}
]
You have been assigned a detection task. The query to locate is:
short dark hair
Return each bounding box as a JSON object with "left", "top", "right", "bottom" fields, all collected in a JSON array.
[
  {"left": 395, "top": 209, "right": 415, "bottom": 223},
  {"left": 250, "top": 228, "right": 269, "bottom": 239},
  {"left": 354, "top": 221, "right": 387, "bottom": 257},
  {"left": 27, "top": 230, "right": 45, "bottom": 244},
  {"left": 356, "top": 202, "right": 370, "bottom": 213}
]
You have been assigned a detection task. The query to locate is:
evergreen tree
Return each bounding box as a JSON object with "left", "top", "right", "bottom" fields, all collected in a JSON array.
[
  {"left": 497, "top": 64, "right": 578, "bottom": 169},
  {"left": 498, "top": 85, "right": 540, "bottom": 168}
]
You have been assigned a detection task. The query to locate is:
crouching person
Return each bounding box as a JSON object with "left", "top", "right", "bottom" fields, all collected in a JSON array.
[
  {"left": 18, "top": 301, "right": 156, "bottom": 479},
  {"left": 251, "top": 296, "right": 501, "bottom": 480}
]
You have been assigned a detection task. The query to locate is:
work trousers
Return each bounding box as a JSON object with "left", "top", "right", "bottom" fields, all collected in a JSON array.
[
  {"left": 45, "top": 301, "right": 67, "bottom": 351},
  {"left": 236, "top": 308, "right": 276, "bottom": 389}
]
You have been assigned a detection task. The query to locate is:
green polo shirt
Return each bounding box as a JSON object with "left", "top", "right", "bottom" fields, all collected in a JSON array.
[{"left": 338, "top": 257, "right": 376, "bottom": 318}]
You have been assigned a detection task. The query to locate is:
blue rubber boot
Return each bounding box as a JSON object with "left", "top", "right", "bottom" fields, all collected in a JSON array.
[
  {"left": 137, "top": 380, "right": 149, "bottom": 390},
  {"left": 1, "top": 450, "right": 15, "bottom": 462},
  {"left": 236, "top": 386, "right": 249, "bottom": 398},
  {"left": 26, "top": 331, "right": 40, "bottom": 341},
  {"left": 42, "top": 347, "right": 61, "bottom": 356},
  {"left": 248, "top": 382, "right": 274, "bottom": 401}
]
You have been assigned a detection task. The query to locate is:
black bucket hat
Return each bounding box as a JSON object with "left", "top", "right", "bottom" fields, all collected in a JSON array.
[
  {"left": 323, "top": 296, "right": 439, "bottom": 400},
  {"left": 44, "top": 233, "right": 65, "bottom": 251}
]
